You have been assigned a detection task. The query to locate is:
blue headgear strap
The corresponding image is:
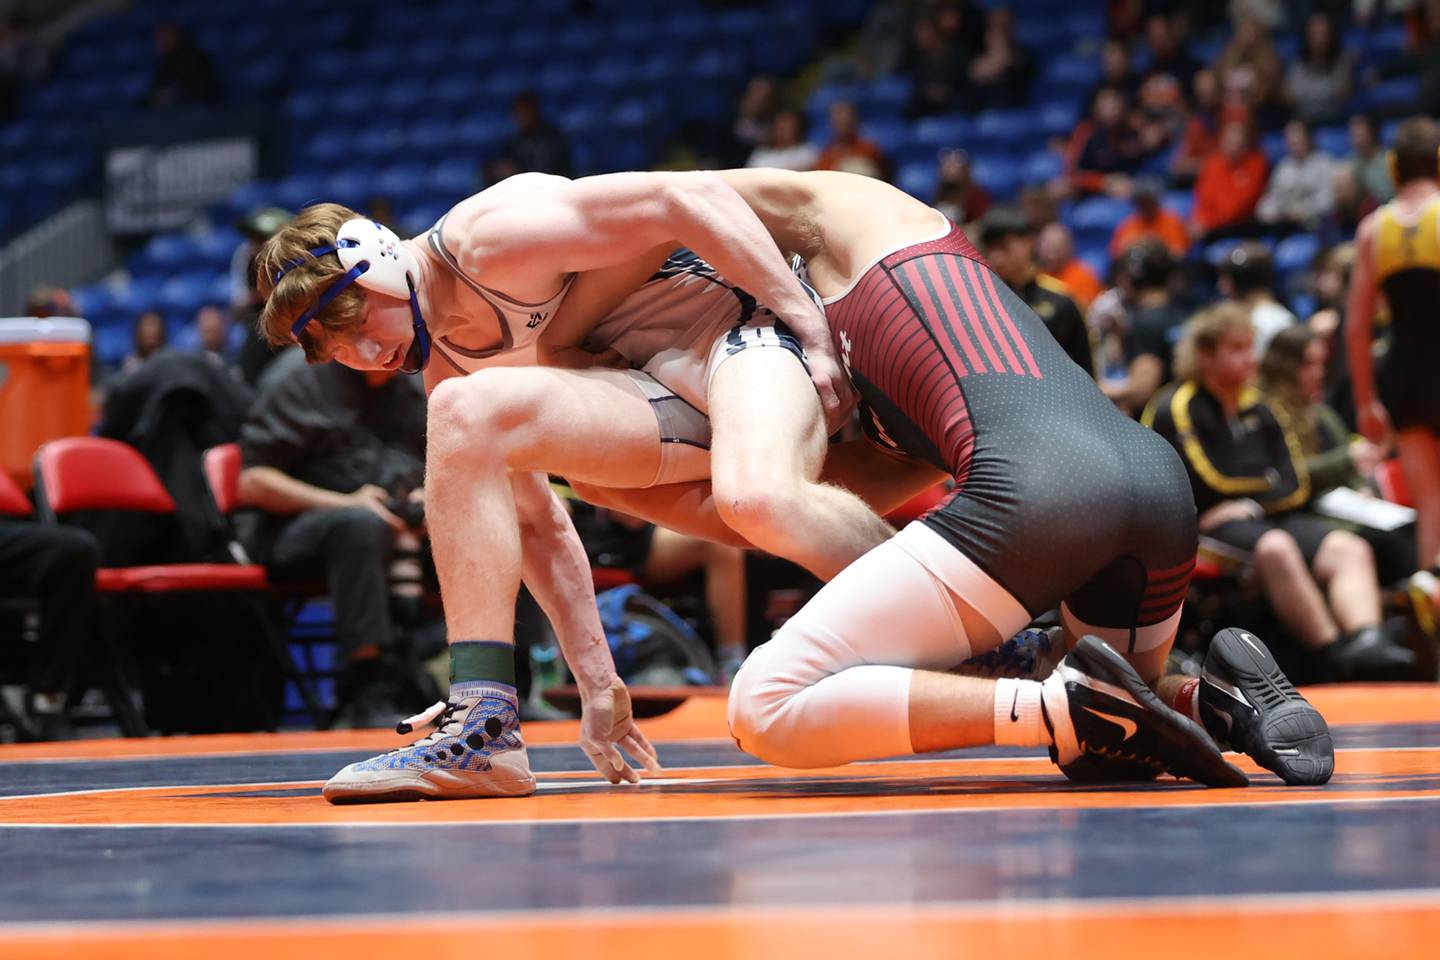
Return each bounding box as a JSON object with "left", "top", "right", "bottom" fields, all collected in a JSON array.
[{"left": 273, "top": 239, "right": 432, "bottom": 373}]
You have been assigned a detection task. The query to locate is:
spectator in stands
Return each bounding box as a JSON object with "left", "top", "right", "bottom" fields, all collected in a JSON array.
[
  {"left": 1216, "top": 13, "right": 1284, "bottom": 121},
  {"left": 1349, "top": 114, "right": 1395, "bottom": 205},
  {"left": 817, "top": 101, "right": 890, "bottom": 181},
  {"left": 1066, "top": 87, "right": 1146, "bottom": 198},
  {"left": 1019, "top": 183, "right": 1061, "bottom": 233},
  {"left": 489, "top": 91, "right": 572, "bottom": 183},
  {"left": 237, "top": 363, "right": 428, "bottom": 728},
  {"left": 854, "top": 0, "right": 919, "bottom": 79},
  {"left": 194, "top": 305, "right": 237, "bottom": 376},
  {"left": 229, "top": 207, "right": 291, "bottom": 313},
  {"left": 962, "top": 7, "right": 1034, "bottom": 112},
  {"left": 1091, "top": 38, "right": 1139, "bottom": 106},
  {"left": 731, "top": 75, "right": 779, "bottom": 166},
  {"left": 906, "top": 12, "right": 968, "bottom": 116},
  {"left": 1258, "top": 325, "right": 1421, "bottom": 577},
  {"left": 0, "top": 516, "right": 100, "bottom": 739},
  {"left": 1110, "top": 176, "right": 1192, "bottom": 259},
  {"left": 1257, "top": 120, "right": 1337, "bottom": 233},
  {"left": 746, "top": 109, "right": 819, "bottom": 171},
  {"left": 121, "top": 310, "right": 168, "bottom": 376},
  {"left": 146, "top": 22, "right": 220, "bottom": 109},
  {"left": 1171, "top": 68, "right": 1250, "bottom": 184},
  {"left": 1036, "top": 222, "right": 1102, "bottom": 310},
  {"left": 1321, "top": 165, "right": 1370, "bottom": 247},
  {"left": 1191, "top": 119, "right": 1269, "bottom": 240},
  {"left": 1142, "top": 13, "right": 1200, "bottom": 94},
  {"left": 978, "top": 208, "right": 1095, "bottom": 377},
  {"left": 24, "top": 285, "right": 74, "bottom": 318},
  {"left": 1146, "top": 305, "right": 1415, "bottom": 681},
  {"left": 932, "top": 148, "right": 989, "bottom": 225},
  {"left": 1286, "top": 12, "right": 1352, "bottom": 125},
  {"left": 1102, "top": 240, "right": 1186, "bottom": 417},
  {"left": 1220, "top": 242, "right": 1296, "bottom": 355}
]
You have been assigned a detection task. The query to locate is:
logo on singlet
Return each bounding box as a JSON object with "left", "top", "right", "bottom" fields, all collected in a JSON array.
[
  {"left": 526, "top": 311, "right": 547, "bottom": 329},
  {"left": 839, "top": 330, "right": 854, "bottom": 378}
]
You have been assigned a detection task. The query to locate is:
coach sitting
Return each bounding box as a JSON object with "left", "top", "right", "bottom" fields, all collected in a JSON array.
[{"left": 236, "top": 362, "right": 427, "bottom": 727}]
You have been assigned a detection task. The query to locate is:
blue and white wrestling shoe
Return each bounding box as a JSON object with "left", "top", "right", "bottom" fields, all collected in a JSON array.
[{"left": 322, "top": 691, "right": 536, "bottom": 804}]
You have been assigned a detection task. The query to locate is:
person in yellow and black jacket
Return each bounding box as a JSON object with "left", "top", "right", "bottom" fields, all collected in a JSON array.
[
  {"left": 1146, "top": 303, "right": 1415, "bottom": 680},
  {"left": 1348, "top": 115, "right": 1440, "bottom": 576}
]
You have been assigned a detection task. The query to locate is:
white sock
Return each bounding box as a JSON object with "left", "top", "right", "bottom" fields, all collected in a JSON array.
[{"left": 993, "top": 677, "right": 1048, "bottom": 747}]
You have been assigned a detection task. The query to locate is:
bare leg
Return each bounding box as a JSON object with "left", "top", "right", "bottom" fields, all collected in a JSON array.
[
  {"left": 569, "top": 438, "right": 947, "bottom": 556},
  {"left": 709, "top": 349, "right": 897, "bottom": 580},
  {"left": 426, "top": 367, "right": 701, "bottom": 645},
  {"left": 1397, "top": 429, "right": 1440, "bottom": 569},
  {"left": 1311, "top": 529, "right": 1382, "bottom": 635},
  {"left": 644, "top": 526, "right": 748, "bottom": 657},
  {"left": 1251, "top": 529, "right": 1339, "bottom": 651}
]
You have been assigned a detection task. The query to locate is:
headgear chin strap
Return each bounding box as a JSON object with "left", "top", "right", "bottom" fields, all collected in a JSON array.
[{"left": 274, "top": 218, "right": 432, "bottom": 373}]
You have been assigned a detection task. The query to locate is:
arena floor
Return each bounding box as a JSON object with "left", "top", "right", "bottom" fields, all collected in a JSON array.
[{"left": 0, "top": 686, "right": 1436, "bottom": 959}]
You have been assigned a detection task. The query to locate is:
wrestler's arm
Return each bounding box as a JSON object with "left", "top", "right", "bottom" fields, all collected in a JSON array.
[
  {"left": 511, "top": 468, "right": 660, "bottom": 782},
  {"left": 462, "top": 171, "right": 849, "bottom": 418},
  {"left": 1346, "top": 212, "right": 1391, "bottom": 445}
]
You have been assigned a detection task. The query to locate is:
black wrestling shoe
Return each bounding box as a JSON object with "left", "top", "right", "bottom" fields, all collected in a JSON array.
[
  {"left": 1042, "top": 635, "right": 1249, "bottom": 788},
  {"left": 1199, "top": 628, "right": 1334, "bottom": 786}
]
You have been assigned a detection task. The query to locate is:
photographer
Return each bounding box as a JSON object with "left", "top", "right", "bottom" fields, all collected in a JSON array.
[{"left": 236, "top": 363, "right": 427, "bottom": 726}]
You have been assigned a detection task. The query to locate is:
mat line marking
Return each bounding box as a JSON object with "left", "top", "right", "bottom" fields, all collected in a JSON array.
[
  {"left": 2, "top": 887, "right": 1439, "bottom": 939},
  {"left": 0, "top": 789, "right": 1436, "bottom": 828}
]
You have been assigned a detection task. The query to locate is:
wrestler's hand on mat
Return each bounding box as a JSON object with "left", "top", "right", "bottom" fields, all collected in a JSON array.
[
  {"left": 578, "top": 677, "right": 662, "bottom": 784},
  {"left": 349, "top": 484, "right": 407, "bottom": 533}
]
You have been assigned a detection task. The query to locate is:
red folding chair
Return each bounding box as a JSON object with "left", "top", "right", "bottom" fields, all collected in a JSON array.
[
  {"left": 33, "top": 437, "right": 327, "bottom": 732},
  {"left": 0, "top": 470, "right": 30, "bottom": 517},
  {"left": 1375, "top": 457, "right": 1415, "bottom": 508}
]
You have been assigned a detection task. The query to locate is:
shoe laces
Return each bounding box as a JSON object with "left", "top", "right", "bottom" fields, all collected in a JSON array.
[{"left": 366, "top": 699, "right": 466, "bottom": 757}]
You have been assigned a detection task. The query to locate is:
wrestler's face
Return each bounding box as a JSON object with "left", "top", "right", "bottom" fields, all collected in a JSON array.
[{"left": 307, "top": 292, "right": 416, "bottom": 372}]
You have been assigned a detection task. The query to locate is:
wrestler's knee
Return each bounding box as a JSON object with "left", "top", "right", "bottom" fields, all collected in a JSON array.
[
  {"left": 712, "top": 473, "right": 809, "bottom": 547},
  {"left": 428, "top": 370, "right": 536, "bottom": 466},
  {"left": 726, "top": 639, "right": 825, "bottom": 768}
]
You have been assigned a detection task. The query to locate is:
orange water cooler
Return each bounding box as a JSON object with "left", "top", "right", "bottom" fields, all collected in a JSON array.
[{"left": 0, "top": 317, "right": 92, "bottom": 492}]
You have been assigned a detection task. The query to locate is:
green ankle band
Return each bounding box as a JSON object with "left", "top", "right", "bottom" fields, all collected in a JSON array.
[{"left": 449, "top": 641, "right": 517, "bottom": 688}]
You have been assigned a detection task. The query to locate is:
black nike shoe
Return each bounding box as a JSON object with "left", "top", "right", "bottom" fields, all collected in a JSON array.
[
  {"left": 1041, "top": 635, "right": 1249, "bottom": 788},
  {"left": 1199, "top": 628, "right": 1334, "bottom": 786}
]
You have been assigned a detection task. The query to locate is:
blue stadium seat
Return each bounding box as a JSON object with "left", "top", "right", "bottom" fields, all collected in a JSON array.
[
  {"left": 1203, "top": 237, "right": 1246, "bottom": 266},
  {"left": 897, "top": 161, "right": 939, "bottom": 203},
  {"left": 1070, "top": 196, "right": 1131, "bottom": 232},
  {"left": 1163, "top": 189, "right": 1194, "bottom": 220},
  {"left": 375, "top": 162, "right": 429, "bottom": 203},
  {"left": 305, "top": 127, "right": 355, "bottom": 165},
  {"left": 861, "top": 119, "right": 913, "bottom": 157},
  {"left": 194, "top": 229, "right": 242, "bottom": 272},
  {"left": 94, "top": 325, "right": 132, "bottom": 367},
  {"left": 1275, "top": 233, "right": 1321, "bottom": 275},
  {"left": 274, "top": 174, "right": 331, "bottom": 212},
  {"left": 427, "top": 160, "right": 477, "bottom": 198},
  {"left": 1042, "top": 54, "right": 1101, "bottom": 88},
  {"left": 70, "top": 284, "right": 113, "bottom": 319},
  {"left": 969, "top": 156, "right": 1022, "bottom": 199},
  {"left": 134, "top": 234, "right": 199, "bottom": 275},
  {"left": 407, "top": 118, "right": 460, "bottom": 153},
  {"left": 1366, "top": 76, "right": 1422, "bottom": 111},
  {"left": 158, "top": 272, "right": 217, "bottom": 317},
  {"left": 1262, "top": 129, "right": 1287, "bottom": 163},
  {"left": 1038, "top": 103, "right": 1081, "bottom": 139},
  {"left": 324, "top": 168, "right": 380, "bottom": 210},
  {"left": 353, "top": 123, "right": 408, "bottom": 162},
  {"left": 1314, "top": 125, "right": 1350, "bottom": 158},
  {"left": 912, "top": 114, "right": 972, "bottom": 149},
  {"left": 1023, "top": 150, "right": 1064, "bottom": 183},
  {"left": 854, "top": 76, "right": 912, "bottom": 116}
]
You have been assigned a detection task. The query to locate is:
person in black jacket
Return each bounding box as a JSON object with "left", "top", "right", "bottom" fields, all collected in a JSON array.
[
  {"left": 977, "top": 208, "right": 1096, "bottom": 378},
  {"left": 236, "top": 363, "right": 428, "bottom": 727},
  {"left": 1145, "top": 303, "right": 1413, "bottom": 679}
]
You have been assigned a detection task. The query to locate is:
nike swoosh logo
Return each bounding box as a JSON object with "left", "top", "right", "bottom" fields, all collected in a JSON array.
[
  {"left": 1083, "top": 706, "right": 1139, "bottom": 741},
  {"left": 1009, "top": 692, "right": 1020, "bottom": 722}
]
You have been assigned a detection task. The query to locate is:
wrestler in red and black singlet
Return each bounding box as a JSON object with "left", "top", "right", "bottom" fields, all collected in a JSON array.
[{"left": 825, "top": 222, "right": 1196, "bottom": 638}]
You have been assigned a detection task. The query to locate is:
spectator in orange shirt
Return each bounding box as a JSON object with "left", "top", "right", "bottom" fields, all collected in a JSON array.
[
  {"left": 1171, "top": 68, "right": 1250, "bottom": 185},
  {"left": 1110, "top": 177, "right": 1191, "bottom": 259},
  {"left": 1065, "top": 86, "right": 1146, "bottom": 197},
  {"left": 1192, "top": 119, "right": 1269, "bottom": 241},
  {"left": 816, "top": 101, "right": 891, "bottom": 181},
  {"left": 1036, "top": 222, "right": 1103, "bottom": 309}
]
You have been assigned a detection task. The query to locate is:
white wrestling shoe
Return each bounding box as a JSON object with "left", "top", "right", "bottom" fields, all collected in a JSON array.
[{"left": 322, "top": 691, "right": 536, "bottom": 804}]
